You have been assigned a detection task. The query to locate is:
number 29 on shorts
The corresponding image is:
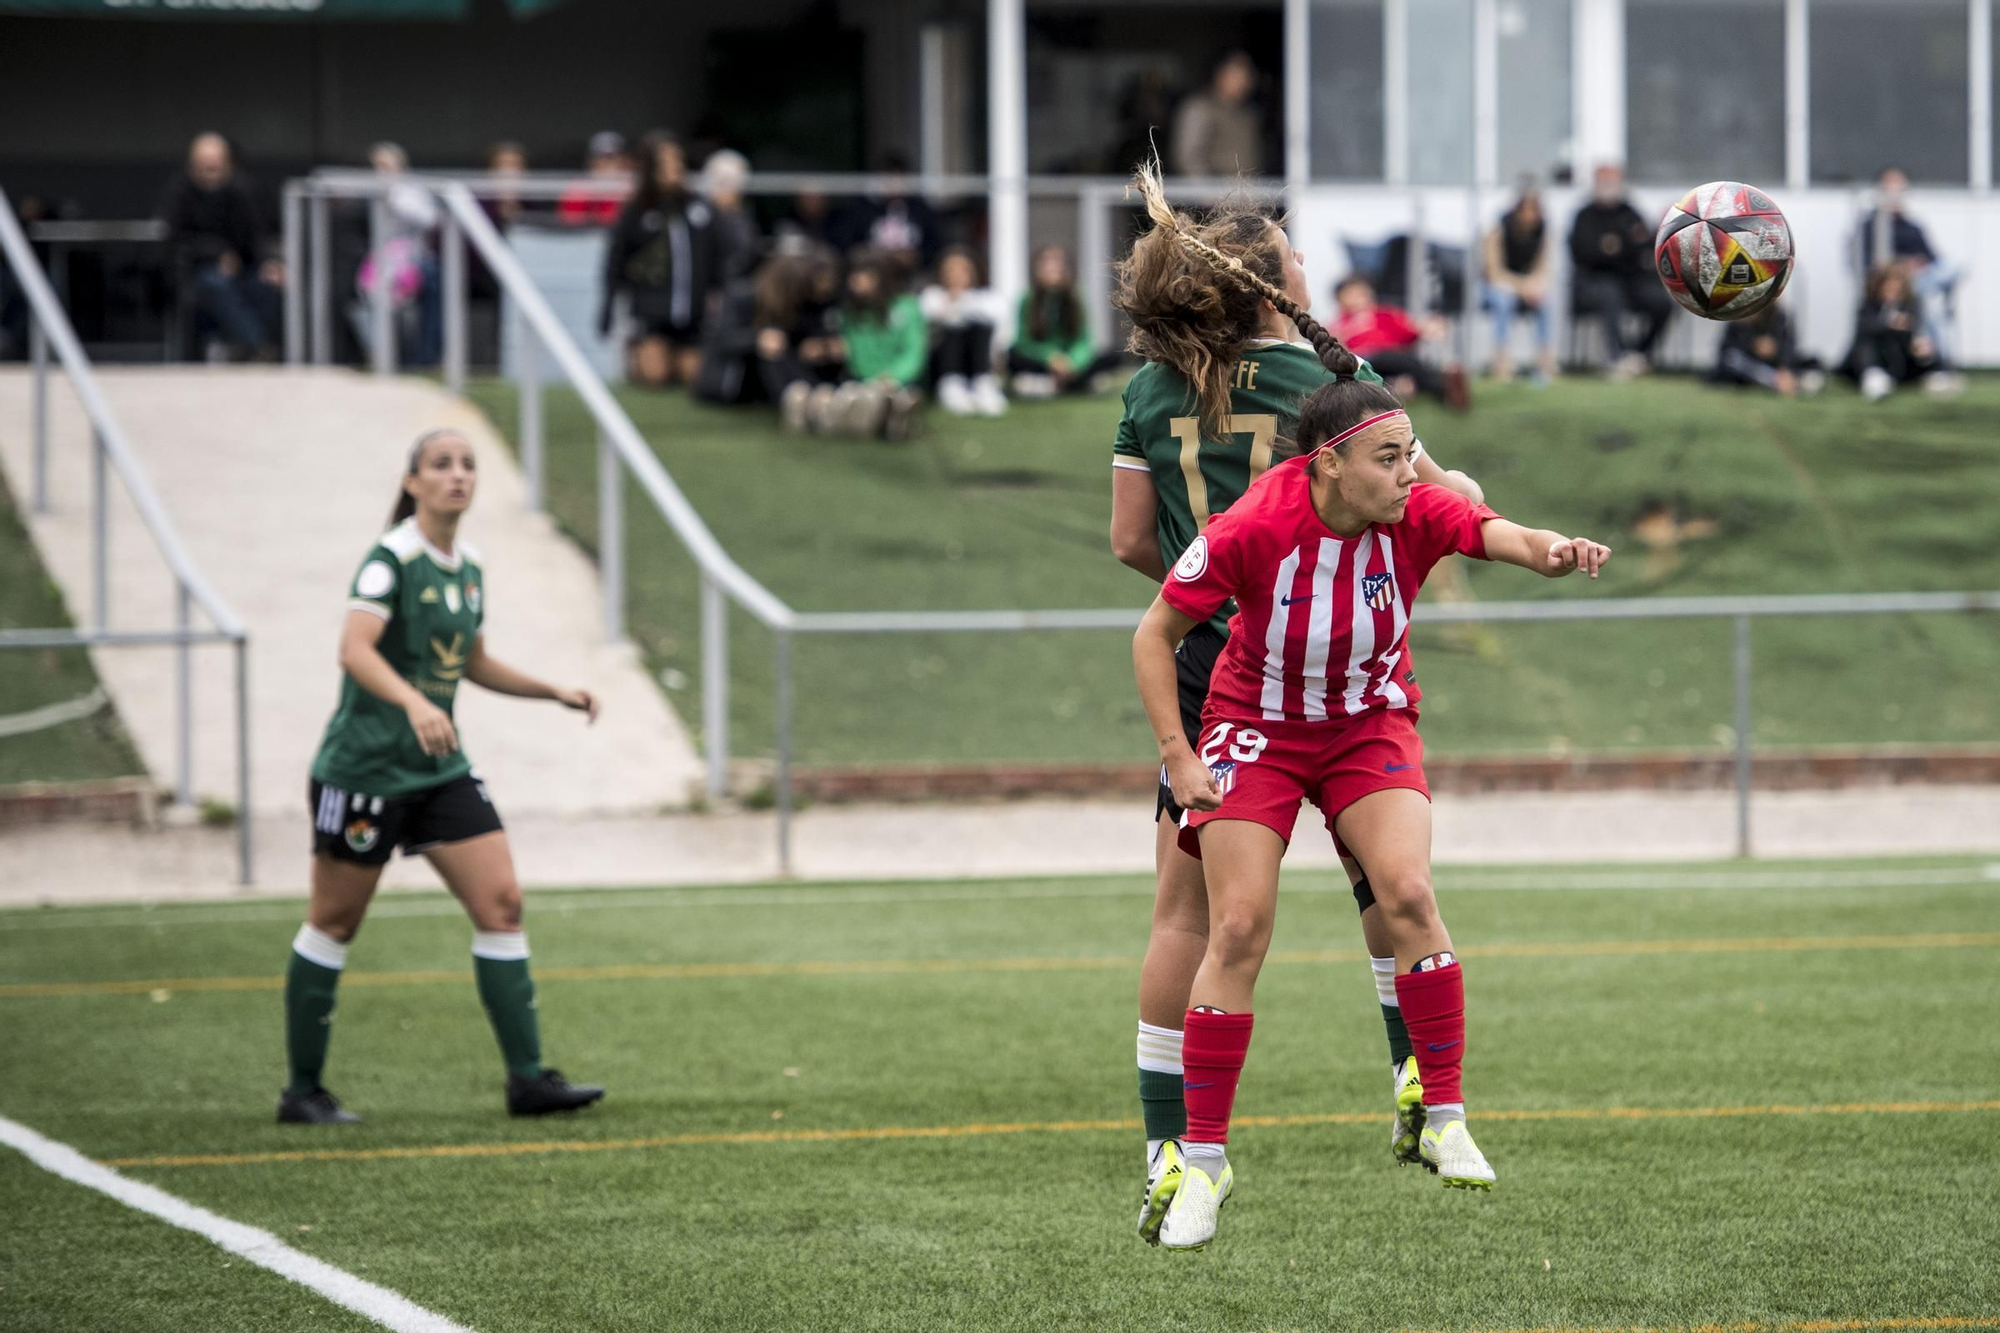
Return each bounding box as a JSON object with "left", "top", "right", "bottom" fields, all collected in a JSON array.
[{"left": 1201, "top": 721, "right": 1269, "bottom": 765}]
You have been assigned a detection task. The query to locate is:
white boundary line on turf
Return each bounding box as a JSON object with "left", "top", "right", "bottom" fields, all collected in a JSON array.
[
  {"left": 0, "top": 1113, "right": 476, "bottom": 1333},
  {"left": 2, "top": 864, "right": 1996, "bottom": 933}
]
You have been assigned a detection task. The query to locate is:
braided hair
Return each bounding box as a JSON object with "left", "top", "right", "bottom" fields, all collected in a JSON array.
[{"left": 1114, "top": 155, "right": 1362, "bottom": 443}]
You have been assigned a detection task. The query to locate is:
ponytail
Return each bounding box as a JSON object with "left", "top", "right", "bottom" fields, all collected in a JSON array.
[{"left": 1117, "top": 155, "right": 1364, "bottom": 440}]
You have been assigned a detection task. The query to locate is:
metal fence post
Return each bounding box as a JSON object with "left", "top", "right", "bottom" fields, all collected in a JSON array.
[
  {"left": 775, "top": 628, "right": 794, "bottom": 877},
  {"left": 309, "top": 187, "right": 331, "bottom": 365},
  {"left": 30, "top": 314, "right": 48, "bottom": 513},
  {"left": 442, "top": 209, "right": 466, "bottom": 395},
  {"left": 519, "top": 326, "right": 544, "bottom": 511},
  {"left": 701, "top": 573, "right": 728, "bottom": 800},
  {"left": 282, "top": 183, "right": 304, "bottom": 365},
  {"left": 175, "top": 582, "right": 193, "bottom": 808},
  {"left": 91, "top": 428, "right": 108, "bottom": 630},
  {"left": 1733, "top": 614, "right": 1753, "bottom": 859},
  {"left": 597, "top": 428, "right": 624, "bottom": 643},
  {"left": 236, "top": 636, "right": 253, "bottom": 886},
  {"left": 368, "top": 196, "right": 394, "bottom": 377}
]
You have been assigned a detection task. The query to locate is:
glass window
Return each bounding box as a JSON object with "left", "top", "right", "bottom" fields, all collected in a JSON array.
[
  {"left": 1407, "top": 0, "right": 1474, "bottom": 184},
  {"left": 1810, "top": 0, "right": 1969, "bottom": 185},
  {"left": 1309, "top": 0, "right": 1385, "bottom": 180},
  {"left": 1495, "top": 0, "right": 1573, "bottom": 185},
  {"left": 1626, "top": 0, "right": 1785, "bottom": 185}
]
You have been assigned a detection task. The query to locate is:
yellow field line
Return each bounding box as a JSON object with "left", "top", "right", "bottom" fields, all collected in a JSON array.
[
  {"left": 97, "top": 1098, "right": 2000, "bottom": 1171},
  {"left": 6, "top": 931, "right": 1998, "bottom": 1001}
]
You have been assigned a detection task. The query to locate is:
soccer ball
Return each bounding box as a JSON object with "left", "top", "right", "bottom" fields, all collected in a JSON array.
[{"left": 1653, "top": 182, "right": 1793, "bottom": 321}]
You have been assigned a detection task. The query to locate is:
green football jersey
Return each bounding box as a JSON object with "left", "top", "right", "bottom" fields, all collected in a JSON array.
[
  {"left": 311, "top": 518, "right": 486, "bottom": 798},
  {"left": 1113, "top": 339, "right": 1382, "bottom": 632}
]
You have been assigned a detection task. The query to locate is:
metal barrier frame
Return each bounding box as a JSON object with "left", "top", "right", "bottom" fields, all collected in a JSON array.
[
  {"left": 0, "top": 187, "right": 254, "bottom": 885},
  {"left": 288, "top": 172, "right": 1996, "bottom": 875}
]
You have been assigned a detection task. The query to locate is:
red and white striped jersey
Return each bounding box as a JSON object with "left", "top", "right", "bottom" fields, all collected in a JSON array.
[{"left": 1160, "top": 457, "right": 1501, "bottom": 723}]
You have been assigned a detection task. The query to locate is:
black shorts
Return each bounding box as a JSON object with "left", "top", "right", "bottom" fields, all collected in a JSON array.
[
  {"left": 1157, "top": 623, "right": 1228, "bottom": 825},
  {"left": 309, "top": 772, "right": 503, "bottom": 867}
]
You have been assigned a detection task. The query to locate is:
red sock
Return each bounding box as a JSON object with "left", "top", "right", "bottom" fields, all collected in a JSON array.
[
  {"left": 1394, "top": 962, "right": 1465, "bottom": 1105},
  {"left": 1181, "top": 1009, "right": 1254, "bottom": 1144}
]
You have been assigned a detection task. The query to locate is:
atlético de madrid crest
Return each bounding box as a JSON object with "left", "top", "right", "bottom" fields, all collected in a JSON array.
[{"left": 1361, "top": 571, "right": 1395, "bottom": 611}]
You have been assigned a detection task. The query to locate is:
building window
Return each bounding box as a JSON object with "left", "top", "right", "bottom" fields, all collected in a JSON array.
[
  {"left": 1406, "top": 0, "right": 1475, "bottom": 184},
  {"left": 1808, "top": 0, "right": 1969, "bottom": 185},
  {"left": 1496, "top": 0, "right": 1573, "bottom": 185},
  {"left": 1626, "top": 0, "right": 1785, "bottom": 185},
  {"left": 1309, "top": 0, "right": 1386, "bottom": 181}
]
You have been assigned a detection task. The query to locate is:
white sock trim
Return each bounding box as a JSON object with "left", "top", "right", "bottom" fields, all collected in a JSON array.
[
  {"left": 292, "top": 925, "right": 348, "bottom": 971},
  {"left": 1371, "top": 956, "right": 1398, "bottom": 1008},
  {"left": 1136, "top": 1020, "right": 1184, "bottom": 1075},
  {"left": 471, "top": 930, "right": 530, "bottom": 962}
]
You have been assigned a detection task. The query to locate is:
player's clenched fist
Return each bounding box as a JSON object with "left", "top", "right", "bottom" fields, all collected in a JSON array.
[{"left": 1546, "top": 537, "right": 1612, "bottom": 579}]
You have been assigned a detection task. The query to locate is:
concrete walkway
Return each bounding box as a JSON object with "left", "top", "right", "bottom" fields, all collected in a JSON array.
[
  {"left": 2, "top": 785, "right": 1997, "bottom": 907},
  {"left": 0, "top": 366, "right": 702, "bottom": 818}
]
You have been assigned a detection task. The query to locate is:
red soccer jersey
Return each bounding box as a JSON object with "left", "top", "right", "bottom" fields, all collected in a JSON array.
[{"left": 1161, "top": 457, "right": 1501, "bottom": 723}]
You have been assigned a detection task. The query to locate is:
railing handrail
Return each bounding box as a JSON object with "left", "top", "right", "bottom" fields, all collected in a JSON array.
[
  {"left": 305, "top": 166, "right": 1276, "bottom": 202},
  {"left": 0, "top": 186, "right": 246, "bottom": 641},
  {"left": 434, "top": 183, "right": 796, "bottom": 630},
  {"left": 788, "top": 590, "right": 2000, "bottom": 635}
]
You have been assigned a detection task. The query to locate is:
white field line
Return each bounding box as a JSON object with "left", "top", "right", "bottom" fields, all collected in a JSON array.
[
  {"left": 2, "top": 863, "right": 1995, "bottom": 934},
  {"left": 0, "top": 1113, "right": 475, "bottom": 1333},
  {"left": 0, "top": 686, "right": 107, "bottom": 738}
]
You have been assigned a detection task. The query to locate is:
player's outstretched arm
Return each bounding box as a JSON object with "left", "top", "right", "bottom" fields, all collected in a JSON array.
[
  {"left": 1134, "top": 597, "right": 1221, "bottom": 811},
  {"left": 1413, "top": 448, "right": 1484, "bottom": 505},
  {"left": 466, "top": 635, "right": 600, "bottom": 722},
  {"left": 1479, "top": 518, "right": 1612, "bottom": 580}
]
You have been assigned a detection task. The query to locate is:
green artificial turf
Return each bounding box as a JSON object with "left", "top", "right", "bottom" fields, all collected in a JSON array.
[
  {"left": 3, "top": 859, "right": 1996, "bottom": 1331},
  {"left": 461, "top": 375, "right": 2000, "bottom": 771},
  {"left": 0, "top": 466, "right": 146, "bottom": 786}
]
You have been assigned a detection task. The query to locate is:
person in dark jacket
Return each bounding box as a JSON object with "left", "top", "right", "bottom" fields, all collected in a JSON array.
[
  {"left": 599, "top": 132, "right": 718, "bottom": 387},
  {"left": 1856, "top": 167, "right": 1960, "bottom": 386},
  {"left": 1706, "top": 300, "right": 1822, "bottom": 397},
  {"left": 1567, "top": 164, "right": 1673, "bottom": 378},
  {"left": 159, "top": 132, "right": 282, "bottom": 360},
  {"left": 1840, "top": 264, "right": 1942, "bottom": 400}
]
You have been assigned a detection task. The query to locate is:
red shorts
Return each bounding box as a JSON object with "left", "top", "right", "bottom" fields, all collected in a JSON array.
[{"left": 1177, "top": 707, "right": 1429, "bottom": 860}]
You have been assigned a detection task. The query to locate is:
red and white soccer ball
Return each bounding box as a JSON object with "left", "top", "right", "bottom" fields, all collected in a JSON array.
[{"left": 1653, "top": 181, "right": 1794, "bottom": 321}]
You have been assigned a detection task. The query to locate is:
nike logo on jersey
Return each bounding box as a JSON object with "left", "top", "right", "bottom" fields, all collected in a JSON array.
[
  {"left": 1385, "top": 762, "right": 1417, "bottom": 773},
  {"left": 1280, "top": 593, "right": 1314, "bottom": 606},
  {"left": 1427, "top": 1040, "right": 1462, "bottom": 1053}
]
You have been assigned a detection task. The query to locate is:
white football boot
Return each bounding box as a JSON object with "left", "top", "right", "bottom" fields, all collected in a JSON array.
[{"left": 1158, "top": 1154, "right": 1233, "bottom": 1250}]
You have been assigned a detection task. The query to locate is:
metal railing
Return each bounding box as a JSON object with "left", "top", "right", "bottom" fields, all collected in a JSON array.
[
  {"left": 288, "top": 171, "right": 1996, "bottom": 873},
  {"left": 0, "top": 187, "right": 253, "bottom": 885}
]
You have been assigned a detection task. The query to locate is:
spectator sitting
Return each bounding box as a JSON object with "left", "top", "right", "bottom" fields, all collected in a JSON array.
[
  {"left": 599, "top": 131, "right": 718, "bottom": 388},
  {"left": 1332, "top": 275, "right": 1443, "bottom": 400},
  {"left": 777, "top": 187, "right": 841, "bottom": 251},
  {"left": 355, "top": 142, "right": 442, "bottom": 367},
  {"left": 920, "top": 246, "right": 1008, "bottom": 417},
  {"left": 1706, "top": 301, "right": 1823, "bottom": 397},
  {"left": 843, "top": 153, "right": 940, "bottom": 278},
  {"left": 756, "top": 242, "right": 847, "bottom": 427},
  {"left": 1007, "top": 244, "right": 1122, "bottom": 397},
  {"left": 703, "top": 149, "right": 763, "bottom": 283},
  {"left": 159, "top": 131, "right": 282, "bottom": 361},
  {"left": 559, "top": 131, "right": 630, "bottom": 227},
  {"left": 1858, "top": 166, "right": 1961, "bottom": 391},
  {"left": 1568, "top": 163, "right": 1674, "bottom": 379},
  {"left": 1171, "top": 51, "right": 1264, "bottom": 177},
  {"left": 1483, "top": 183, "right": 1555, "bottom": 384},
  {"left": 1840, "top": 265, "right": 1944, "bottom": 401},
  {"left": 815, "top": 251, "right": 926, "bottom": 441}
]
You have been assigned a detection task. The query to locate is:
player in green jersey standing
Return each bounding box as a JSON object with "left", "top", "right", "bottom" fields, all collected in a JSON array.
[
  {"left": 280, "top": 428, "right": 605, "bottom": 1124},
  {"left": 1110, "top": 161, "right": 1486, "bottom": 1243}
]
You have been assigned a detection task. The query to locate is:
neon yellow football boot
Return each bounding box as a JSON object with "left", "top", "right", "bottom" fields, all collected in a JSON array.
[
  {"left": 1158, "top": 1155, "right": 1233, "bottom": 1251},
  {"left": 1137, "top": 1139, "right": 1184, "bottom": 1245},
  {"left": 1419, "top": 1118, "right": 1496, "bottom": 1190},
  {"left": 1392, "top": 1055, "right": 1426, "bottom": 1165}
]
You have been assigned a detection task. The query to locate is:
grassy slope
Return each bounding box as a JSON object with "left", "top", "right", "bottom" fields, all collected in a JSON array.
[
  {"left": 0, "top": 467, "right": 146, "bottom": 786},
  {"left": 1, "top": 861, "right": 1996, "bottom": 1331},
  {"left": 462, "top": 375, "right": 2000, "bottom": 769}
]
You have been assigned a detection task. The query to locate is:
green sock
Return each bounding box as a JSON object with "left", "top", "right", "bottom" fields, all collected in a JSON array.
[
  {"left": 284, "top": 926, "right": 347, "bottom": 1095},
  {"left": 1381, "top": 1003, "right": 1413, "bottom": 1067},
  {"left": 472, "top": 933, "right": 542, "bottom": 1080},
  {"left": 1138, "top": 1067, "right": 1186, "bottom": 1142}
]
